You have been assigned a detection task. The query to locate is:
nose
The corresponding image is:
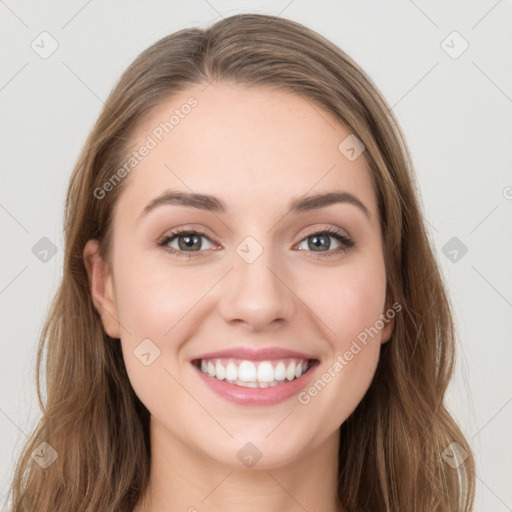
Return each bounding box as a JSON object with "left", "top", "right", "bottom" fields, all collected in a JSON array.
[{"left": 218, "top": 247, "right": 296, "bottom": 332}]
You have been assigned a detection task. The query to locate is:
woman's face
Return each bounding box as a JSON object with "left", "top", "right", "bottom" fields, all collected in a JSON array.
[{"left": 85, "top": 82, "right": 393, "bottom": 469}]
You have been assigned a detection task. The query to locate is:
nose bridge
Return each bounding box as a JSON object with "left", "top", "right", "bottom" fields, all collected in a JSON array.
[{"left": 218, "top": 234, "right": 295, "bottom": 331}]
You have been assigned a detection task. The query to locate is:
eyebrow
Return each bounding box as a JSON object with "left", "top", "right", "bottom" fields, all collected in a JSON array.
[{"left": 138, "top": 189, "right": 371, "bottom": 221}]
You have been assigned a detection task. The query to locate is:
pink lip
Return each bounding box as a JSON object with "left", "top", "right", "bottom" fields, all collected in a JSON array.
[
  {"left": 191, "top": 360, "right": 320, "bottom": 406},
  {"left": 191, "top": 346, "right": 317, "bottom": 362}
]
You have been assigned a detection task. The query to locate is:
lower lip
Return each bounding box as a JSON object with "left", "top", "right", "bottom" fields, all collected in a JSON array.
[{"left": 192, "top": 362, "right": 318, "bottom": 406}]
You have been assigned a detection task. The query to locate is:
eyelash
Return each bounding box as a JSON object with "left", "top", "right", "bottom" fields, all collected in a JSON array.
[{"left": 157, "top": 226, "right": 355, "bottom": 260}]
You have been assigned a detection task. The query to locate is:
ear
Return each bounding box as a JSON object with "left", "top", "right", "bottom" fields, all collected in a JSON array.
[
  {"left": 380, "top": 297, "right": 397, "bottom": 345},
  {"left": 83, "top": 239, "right": 121, "bottom": 339}
]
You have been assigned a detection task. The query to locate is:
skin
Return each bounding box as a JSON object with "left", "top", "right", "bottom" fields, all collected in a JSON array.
[{"left": 84, "top": 82, "right": 394, "bottom": 512}]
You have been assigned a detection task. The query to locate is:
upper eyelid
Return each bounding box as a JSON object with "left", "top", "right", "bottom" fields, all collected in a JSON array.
[{"left": 301, "top": 225, "right": 352, "bottom": 239}]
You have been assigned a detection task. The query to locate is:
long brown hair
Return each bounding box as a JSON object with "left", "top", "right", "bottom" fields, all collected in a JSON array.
[{"left": 7, "top": 13, "right": 475, "bottom": 511}]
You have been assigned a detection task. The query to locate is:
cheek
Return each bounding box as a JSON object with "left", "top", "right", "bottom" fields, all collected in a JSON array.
[
  {"left": 297, "top": 257, "right": 387, "bottom": 349},
  {"left": 293, "top": 258, "right": 386, "bottom": 420},
  {"left": 113, "top": 252, "right": 206, "bottom": 341},
  {"left": 113, "top": 255, "right": 211, "bottom": 418}
]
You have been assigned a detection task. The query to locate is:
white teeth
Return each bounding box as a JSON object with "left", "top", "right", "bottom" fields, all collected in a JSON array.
[
  {"left": 216, "top": 360, "right": 225, "bottom": 380},
  {"left": 237, "top": 380, "right": 258, "bottom": 388},
  {"left": 257, "top": 361, "right": 275, "bottom": 383},
  {"left": 225, "top": 362, "right": 238, "bottom": 381},
  {"left": 274, "top": 361, "right": 286, "bottom": 381},
  {"left": 238, "top": 361, "right": 257, "bottom": 382},
  {"left": 286, "top": 361, "right": 296, "bottom": 381},
  {"left": 197, "top": 357, "right": 312, "bottom": 387}
]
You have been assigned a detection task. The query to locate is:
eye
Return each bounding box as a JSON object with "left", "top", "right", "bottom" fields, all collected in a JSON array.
[
  {"left": 295, "top": 226, "right": 355, "bottom": 258},
  {"left": 157, "top": 228, "right": 217, "bottom": 258},
  {"left": 157, "top": 226, "right": 355, "bottom": 259}
]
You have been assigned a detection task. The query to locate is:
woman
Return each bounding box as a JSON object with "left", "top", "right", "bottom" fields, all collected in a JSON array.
[{"left": 7, "top": 13, "right": 475, "bottom": 512}]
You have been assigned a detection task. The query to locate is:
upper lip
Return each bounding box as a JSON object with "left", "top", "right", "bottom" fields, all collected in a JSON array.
[{"left": 192, "top": 346, "right": 318, "bottom": 362}]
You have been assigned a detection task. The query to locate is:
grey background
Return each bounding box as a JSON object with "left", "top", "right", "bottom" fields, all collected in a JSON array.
[{"left": 1, "top": 0, "right": 511, "bottom": 510}]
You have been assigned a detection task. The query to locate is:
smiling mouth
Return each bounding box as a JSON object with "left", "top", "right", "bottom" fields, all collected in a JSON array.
[{"left": 191, "top": 357, "right": 318, "bottom": 388}]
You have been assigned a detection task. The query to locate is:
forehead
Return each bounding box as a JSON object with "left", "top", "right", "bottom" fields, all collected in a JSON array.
[{"left": 116, "top": 82, "right": 377, "bottom": 221}]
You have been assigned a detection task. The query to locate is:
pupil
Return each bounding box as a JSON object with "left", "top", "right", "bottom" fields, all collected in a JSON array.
[
  {"left": 179, "top": 234, "right": 201, "bottom": 251},
  {"left": 310, "top": 235, "right": 329, "bottom": 251}
]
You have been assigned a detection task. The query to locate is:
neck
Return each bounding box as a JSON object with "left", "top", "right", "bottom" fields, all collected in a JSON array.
[{"left": 133, "top": 418, "right": 342, "bottom": 512}]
